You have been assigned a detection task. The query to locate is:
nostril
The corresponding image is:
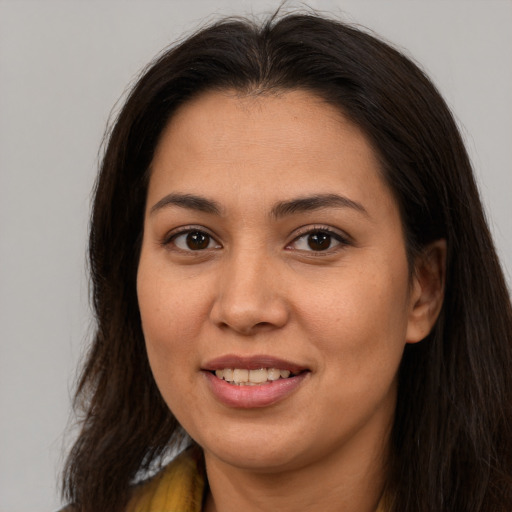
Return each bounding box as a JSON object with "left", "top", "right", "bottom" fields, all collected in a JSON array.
[
  {"left": 209, "top": 286, "right": 290, "bottom": 334},
  {"left": 254, "top": 321, "right": 273, "bottom": 329}
]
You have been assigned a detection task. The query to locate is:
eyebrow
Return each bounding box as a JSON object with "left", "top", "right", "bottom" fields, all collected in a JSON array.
[
  {"left": 150, "top": 193, "right": 222, "bottom": 216},
  {"left": 270, "top": 193, "right": 368, "bottom": 219},
  {"left": 149, "top": 192, "right": 368, "bottom": 218}
]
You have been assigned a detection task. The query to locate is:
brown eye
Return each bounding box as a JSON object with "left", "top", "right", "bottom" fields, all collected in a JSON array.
[
  {"left": 289, "top": 228, "right": 348, "bottom": 253},
  {"left": 307, "top": 232, "right": 332, "bottom": 251},
  {"left": 170, "top": 230, "right": 220, "bottom": 251},
  {"left": 185, "top": 231, "right": 210, "bottom": 250}
]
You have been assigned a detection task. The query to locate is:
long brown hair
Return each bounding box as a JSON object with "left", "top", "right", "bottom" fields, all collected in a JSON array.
[{"left": 63, "top": 12, "right": 512, "bottom": 512}]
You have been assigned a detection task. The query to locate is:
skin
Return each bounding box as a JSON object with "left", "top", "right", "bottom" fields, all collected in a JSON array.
[{"left": 137, "top": 89, "right": 445, "bottom": 512}]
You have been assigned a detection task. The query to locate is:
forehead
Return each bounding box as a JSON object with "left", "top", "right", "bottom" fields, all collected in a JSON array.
[
  {"left": 154, "top": 89, "right": 368, "bottom": 162},
  {"left": 148, "top": 89, "right": 395, "bottom": 217}
]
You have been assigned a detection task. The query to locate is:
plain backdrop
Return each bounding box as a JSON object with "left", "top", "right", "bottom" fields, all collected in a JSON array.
[{"left": 0, "top": 1, "right": 511, "bottom": 510}]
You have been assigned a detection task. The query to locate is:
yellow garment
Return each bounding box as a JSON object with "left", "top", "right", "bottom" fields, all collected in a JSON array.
[
  {"left": 126, "top": 447, "right": 387, "bottom": 512},
  {"left": 126, "top": 447, "right": 206, "bottom": 512}
]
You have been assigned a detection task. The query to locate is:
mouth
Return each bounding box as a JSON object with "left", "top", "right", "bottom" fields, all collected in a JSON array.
[
  {"left": 212, "top": 367, "right": 301, "bottom": 386},
  {"left": 202, "top": 355, "right": 310, "bottom": 408}
]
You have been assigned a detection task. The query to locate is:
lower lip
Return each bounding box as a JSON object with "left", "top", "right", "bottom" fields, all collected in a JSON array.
[{"left": 203, "top": 371, "right": 309, "bottom": 409}]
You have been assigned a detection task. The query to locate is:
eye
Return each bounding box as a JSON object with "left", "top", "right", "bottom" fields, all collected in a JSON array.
[
  {"left": 289, "top": 228, "right": 348, "bottom": 252},
  {"left": 168, "top": 229, "right": 221, "bottom": 251}
]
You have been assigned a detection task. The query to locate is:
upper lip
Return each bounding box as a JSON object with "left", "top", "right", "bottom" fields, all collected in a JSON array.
[{"left": 202, "top": 355, "right": 308, "bottom": 373}]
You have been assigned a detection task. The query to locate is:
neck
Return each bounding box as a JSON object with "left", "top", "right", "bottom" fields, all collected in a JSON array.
[{"left": 203, "top": 427, "right": 389, "bottom": 512}]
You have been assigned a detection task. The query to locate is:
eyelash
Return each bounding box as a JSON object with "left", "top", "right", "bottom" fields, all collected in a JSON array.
[
  {"left": 287, "top": 225, "right": 351, "bottom": 254},
  {"left": 162, "top": 225, "right": 351, "bottom": 254},
  {"left": 163, "top": 226, "right": 221, "bottom": 252}
]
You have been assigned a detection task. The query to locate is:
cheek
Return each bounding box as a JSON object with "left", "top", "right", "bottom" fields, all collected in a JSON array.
[
  {"left": 137, "top": 255, "right": 210, "bottom": 344},
  {"left": 137, "top": 257, "right": 205, "bottom": 396},
  {"left": 297, "top": 259, "right": 411, "bottom": 372},
  {"left": 137, "top": 271, "right": 202, "bottom": 421}
]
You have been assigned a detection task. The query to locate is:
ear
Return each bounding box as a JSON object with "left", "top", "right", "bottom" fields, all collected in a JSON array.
[{"left": 406, "top": 239, "right": 447, "bottom": 344}]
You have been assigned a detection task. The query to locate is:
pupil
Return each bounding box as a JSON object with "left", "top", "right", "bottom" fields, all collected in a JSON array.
[
  {"left": 308, "top": 232, "right": 331, "bottom": 251},
  {"left": 186, "top": 231, "right": 209, "bottom": 250}
]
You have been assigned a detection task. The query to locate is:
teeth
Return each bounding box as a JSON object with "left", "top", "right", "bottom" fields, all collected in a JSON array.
[
  {"left": 249, "top": 368, "right": 267, "bottom": 383},
  {"left": 214, "top": 367, "right": 298, "bottom": 385},
  {"left": 233, "top": 369, "right": 249, "bottom": 384},
  {"left": 267, "top": 368, "right": 281, "bottom": 381}
]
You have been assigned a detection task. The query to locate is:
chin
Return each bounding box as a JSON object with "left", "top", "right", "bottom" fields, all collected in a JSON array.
[
  {"left": 196, "top": 424, "right": 318, "bottom": 473},
  {"left": 209, "top": 445, "right": 304, "bottom": 473}
]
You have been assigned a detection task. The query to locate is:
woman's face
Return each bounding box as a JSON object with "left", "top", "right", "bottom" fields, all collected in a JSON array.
[{"left": 137, "top": 89, "right": 426, "bottom": 473}]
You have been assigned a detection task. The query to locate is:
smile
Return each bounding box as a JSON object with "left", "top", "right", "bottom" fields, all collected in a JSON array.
[
  {"left": 202, "top": 356, "right": 310, "bottom": 408},
  {"left": 214, "top": 368, "right": 298, "bottom": 385}
]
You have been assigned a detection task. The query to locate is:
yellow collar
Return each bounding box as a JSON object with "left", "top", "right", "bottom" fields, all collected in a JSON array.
[{"left": 127, "top": 447, "right": 205, "bottom": 512}]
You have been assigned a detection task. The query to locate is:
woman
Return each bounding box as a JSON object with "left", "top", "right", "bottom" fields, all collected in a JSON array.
[{"left": 62, "top": 11, "right": 512, "bottom": 512}]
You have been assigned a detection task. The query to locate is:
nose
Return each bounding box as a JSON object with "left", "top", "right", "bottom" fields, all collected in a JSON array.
[{"left": 209, "top": 250, "right": 290, "bottom": 335}]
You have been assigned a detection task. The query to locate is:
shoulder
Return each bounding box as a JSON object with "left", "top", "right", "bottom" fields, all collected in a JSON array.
[{"left": 126, "top": 446, "right": 206, "bottom": 512}]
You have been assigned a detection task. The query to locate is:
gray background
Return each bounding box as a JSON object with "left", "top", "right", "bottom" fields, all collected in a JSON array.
[{"left": 1, "top": 1, "right": 511, "bottom": 510}]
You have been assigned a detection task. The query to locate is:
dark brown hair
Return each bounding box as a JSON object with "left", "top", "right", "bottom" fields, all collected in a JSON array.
[{"left": 63, "top": 12, "right": 512, "bottom": 512}]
